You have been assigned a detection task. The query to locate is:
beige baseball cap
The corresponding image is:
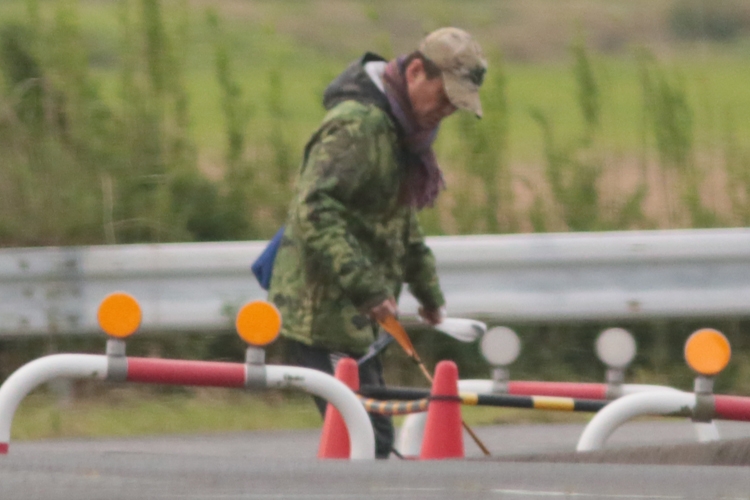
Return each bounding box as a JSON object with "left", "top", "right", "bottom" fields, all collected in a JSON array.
[{"left": 419, "top": 27, "right": 487, "bottom": 118}]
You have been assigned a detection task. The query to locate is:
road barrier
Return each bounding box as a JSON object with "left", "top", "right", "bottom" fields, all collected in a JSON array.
[
  {"left": 2, "top": 292, "right": 745, "bottom": 459},
  {"left": 577, "top": 328, "right": 750, "bottom": 451},
  {"left": 0, "top": 294, "right": 375, "bottom": 460},
  {"left": 395, "top": 326, "right": 721, "bottom": 456},
  {"left": 358, "top": 386, "right": 607, "bottom": 414}
]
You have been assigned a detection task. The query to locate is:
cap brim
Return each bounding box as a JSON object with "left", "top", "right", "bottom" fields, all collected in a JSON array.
[{"left": 443, "top": 72, "right": 483, "bottom": 118}]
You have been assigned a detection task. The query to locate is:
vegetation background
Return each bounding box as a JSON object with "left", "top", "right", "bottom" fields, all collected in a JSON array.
[{"left": 2, "top": 0, "right": 750, "bottom": 438}]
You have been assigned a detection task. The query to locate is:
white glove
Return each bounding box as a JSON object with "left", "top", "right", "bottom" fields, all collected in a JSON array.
[{"left": 433, "top": 317, "right": 487, "bottom": 343}]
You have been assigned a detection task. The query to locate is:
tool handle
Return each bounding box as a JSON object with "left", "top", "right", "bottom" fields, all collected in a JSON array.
[{"left": 417, "top": 361, "right": 434, "bottom": 384}]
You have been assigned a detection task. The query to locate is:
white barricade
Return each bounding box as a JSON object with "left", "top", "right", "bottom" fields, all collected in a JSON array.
[
  {"left": 0, "top": 354, "right": 374, "bottom": 460},
  {"left": 576, "top": 391, "right": 697, "bottom": 452},
  {"left": 395, "top": 381, "right": 718, "bottom": 457}
]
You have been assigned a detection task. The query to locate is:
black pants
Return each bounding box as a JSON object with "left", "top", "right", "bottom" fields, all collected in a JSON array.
[{"left": 286, "top": 339, "right": 394, "bottom": 459}]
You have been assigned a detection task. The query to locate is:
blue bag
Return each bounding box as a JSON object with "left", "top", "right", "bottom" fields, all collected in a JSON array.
[{"left": 251, "top": 226, "right": 285, "bottom": 290}]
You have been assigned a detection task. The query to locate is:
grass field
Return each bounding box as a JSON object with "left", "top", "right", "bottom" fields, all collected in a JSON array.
[
  {"left": 12, "top": 389, "right": 321, "bottom": 440},
  {"left": 5, "top": 0, "right": 750, "bottom": 163},
  {"left": 11, "top": 388, "right": 588, "bottom": 442},
  {"left": 3, "top": 0, "right": 750, "bottom": 241}
]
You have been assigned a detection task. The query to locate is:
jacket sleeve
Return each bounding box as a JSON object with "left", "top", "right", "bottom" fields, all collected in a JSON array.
[
  {"left": 403, "top": 210, "right": 445, "bottom": 311},
  {"left": 292, "top": 116, "right": 390, "bottom": 311}
]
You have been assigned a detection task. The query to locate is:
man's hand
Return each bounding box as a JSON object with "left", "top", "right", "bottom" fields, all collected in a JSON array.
[
  {"left": 418, "top": 306, "right": 445, "bottom": 326},
  {"left": 368, "top": 297, "right": 399, "bottom": 323}
]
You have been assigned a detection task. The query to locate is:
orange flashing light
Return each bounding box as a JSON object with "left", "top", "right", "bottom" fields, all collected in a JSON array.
[
  {"left": 684, "top": 328, "right": 731, "bottom": 376},
  {"left": 97, "top": 292, "right": 142, "bottom": 338},
  {"left": 235, "top": 301, "right": 282, "bottom": 346}
]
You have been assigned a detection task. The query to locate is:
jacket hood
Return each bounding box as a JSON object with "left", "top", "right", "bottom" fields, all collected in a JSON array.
[{"left": 323, "top": 52, "right": 391, "bottom": 112}]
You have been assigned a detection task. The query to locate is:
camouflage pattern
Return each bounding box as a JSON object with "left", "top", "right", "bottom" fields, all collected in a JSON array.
[{"left": 269, "top": 97, "right": 445, "bottom": 355}]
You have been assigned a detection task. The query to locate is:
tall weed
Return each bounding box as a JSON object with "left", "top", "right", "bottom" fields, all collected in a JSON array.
[
  {"left": 264, "top": 68, "right": 297, "bottom": 228},
  {"left": 638, "top": 51, "right": 718, "bottom": 227},
  {"left": 204, "top": 8, "right": 259, "bottom": 240},
  {"left": 0, "top": 0, "right": 250, "bottom": 245},
  {"left": 531, "top": 38, "right": 648, "bottom": 232},
  {"left": 530, "top": 37, "right": 603, "bottom": 231},
  {"left": 723, "top": 108, "right": 750, "bottom": 225},
  {"left": 452, "top": 53, "right": 514, "bottom": 234}
]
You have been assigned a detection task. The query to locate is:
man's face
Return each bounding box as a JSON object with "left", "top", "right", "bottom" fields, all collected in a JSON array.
[{"left": 406, "top": 59, "right": 457, "bottom": 130}]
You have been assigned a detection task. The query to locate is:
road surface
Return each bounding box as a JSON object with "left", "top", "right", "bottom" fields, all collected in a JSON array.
[{"left": 2, "top": 420, "right": 750, "bottom": 499}]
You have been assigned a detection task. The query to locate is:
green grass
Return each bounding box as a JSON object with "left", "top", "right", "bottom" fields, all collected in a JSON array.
[
  {"left": 165, "top": 46, "right": 750, "bottom": 173},
  {"left": 12, "top": 388, "right": 323, "bottom": 441},
  {"left": 5, "top": 0, "right": 750, "bottom": 230},
  {"left": 7, "top": 0, "right": 750, "bottom": 165},
  {"left": 173, "top": 22, "right": 750, "bottom": 163},
  {"left": 12, "top": 387, "right": 589, "bottom": 442}
]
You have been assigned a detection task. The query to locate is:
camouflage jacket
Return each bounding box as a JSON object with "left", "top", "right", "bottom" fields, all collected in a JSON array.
[{"left": 269, "top": 53, "right": 445, "bottom": 355}]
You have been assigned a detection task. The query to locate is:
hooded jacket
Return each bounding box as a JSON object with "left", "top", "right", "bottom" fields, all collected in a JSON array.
[{"left": 268, "top": 53, "right": 445, "bottom": 354}]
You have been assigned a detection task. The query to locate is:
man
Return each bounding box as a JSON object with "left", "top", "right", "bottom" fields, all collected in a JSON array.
[{"left": 269, "top": 27, "right": 487, "bottom": 459}]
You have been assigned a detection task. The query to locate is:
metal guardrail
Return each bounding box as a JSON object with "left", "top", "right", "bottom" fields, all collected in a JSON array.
[{"left": 2, "top": 228, "right": 750, "bottom": 338}]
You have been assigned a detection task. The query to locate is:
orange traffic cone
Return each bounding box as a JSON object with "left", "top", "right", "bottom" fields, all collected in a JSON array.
[
  {"left": 420, "top": 360, "right": 464, "bottom": 459},
  {"left": 317, "top": 357, "right": 359, "bottom": 459}
]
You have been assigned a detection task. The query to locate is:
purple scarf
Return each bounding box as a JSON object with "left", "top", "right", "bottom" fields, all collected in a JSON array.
[{"left": 382, "top": 57, "right": 445, "bottom": 209}]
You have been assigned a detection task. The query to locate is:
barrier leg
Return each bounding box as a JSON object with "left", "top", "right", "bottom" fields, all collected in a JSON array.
[
  {"left": 0, "top": 354, "right": 108, "bottom": 454},
  {"left": 265, "top": 365, "right": 375, "bottom": 460},
  {"left": 577, "top": 391, "right": 696, "bottom": 452},
  {"left": 395, "top": 412, "right": 427, "bottom": 457},
  {"left": 693, "top": 422, "right": 720, "bottom": 442}
]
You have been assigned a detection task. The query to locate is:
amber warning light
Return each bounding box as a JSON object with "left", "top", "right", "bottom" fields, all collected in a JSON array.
[
  {"left": 97, "top": 292, "right": 142, "bottom": 339},
  {"left": 235, "top": 300, "right": 282, "bottom": 346},
  {"left": 684, "top": 328, "right": 731, "bottom": 376}
]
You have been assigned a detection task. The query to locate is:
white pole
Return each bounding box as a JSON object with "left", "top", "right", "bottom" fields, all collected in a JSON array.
[
  {"left": 621, "top": 384, "right": 689, "bottom": 395},
  {"left": 0, "top": 354, "right": 109, "bottom": 451},
  {"left": 576, "top": 390, "right": 696, "bottom": 452},
  {"left": 264, "top": 366, "right": 375, "bottom": 460},
  {"left": 457, "top": 380, "right": 494, "bottom": 393},
  {"left": 460, "top": 380, "right": 691, "bottom": 397},
  {"left": 619, "top": 385, "right": 719, "bottom": 440},
  {"left": 395, "top": 412, "right": 427, "bottom": 457}
]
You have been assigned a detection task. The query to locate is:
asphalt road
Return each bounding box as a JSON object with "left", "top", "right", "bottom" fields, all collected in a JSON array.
[{"left": 2, "top": 420, "right": 750, "bottom": 499}]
